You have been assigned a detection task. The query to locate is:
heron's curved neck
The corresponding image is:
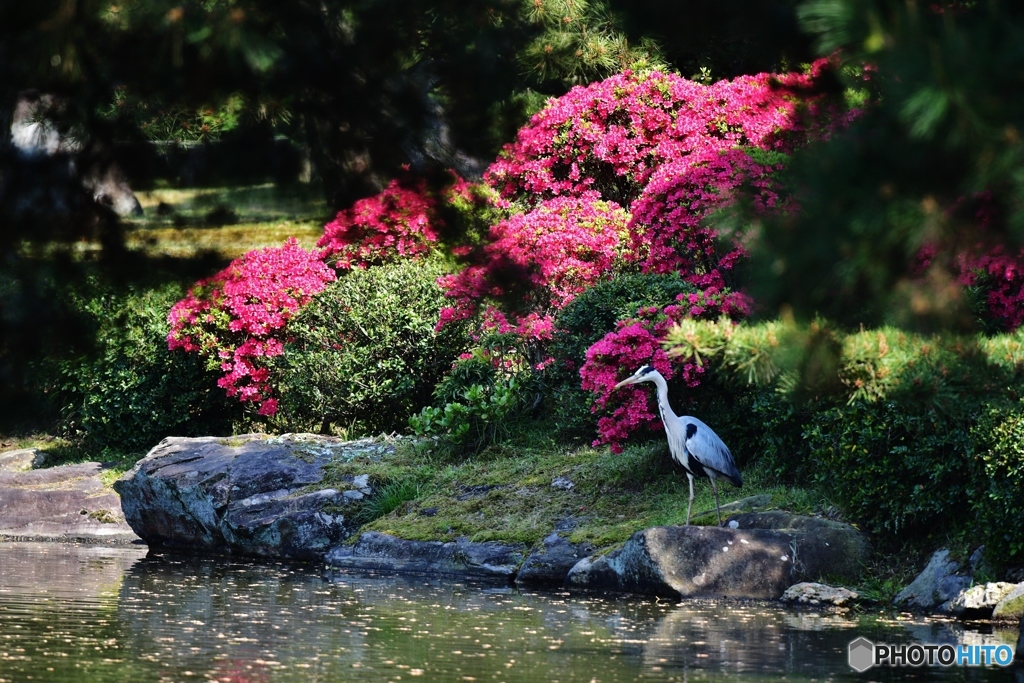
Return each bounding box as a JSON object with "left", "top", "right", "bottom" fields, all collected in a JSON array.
[{"left": 650, "top": 372, "right": 678, "bottom": 423}]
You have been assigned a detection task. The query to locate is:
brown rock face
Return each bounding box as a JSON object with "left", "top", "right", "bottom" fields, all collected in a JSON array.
[{"left": 0, "top": 462, "right": 139, "bottom": 542}]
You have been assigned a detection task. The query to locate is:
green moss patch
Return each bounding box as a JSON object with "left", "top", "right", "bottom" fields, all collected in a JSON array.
[{"left": 321, "top": 435, "right": 830, "bottom": 551}]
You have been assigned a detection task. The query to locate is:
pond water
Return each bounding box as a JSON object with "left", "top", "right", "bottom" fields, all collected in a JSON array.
[{"left": 0, "top": 542, "right": 1018, "bottom": 683}]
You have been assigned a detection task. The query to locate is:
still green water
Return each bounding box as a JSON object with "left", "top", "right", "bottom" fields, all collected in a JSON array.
[{"left": 0, "top": 542, "right": 1017, "bottom": 682}]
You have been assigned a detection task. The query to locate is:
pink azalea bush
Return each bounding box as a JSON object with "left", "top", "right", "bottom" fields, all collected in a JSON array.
[
  {"left": 627, "top": 147, "right": 785, "bottom": 298},
  {"left": 318, "top": 176, "right": 440, "bottom": 269},
  {"left": 485, "top": 60, "right": 838, "bottom": 207},
  {"left": 167, "top": 238, "right": 336, "bottom": 415},
  {"left": 439, "top": 67, "right": 829, "bottom": 327},
  {"left": 319, "top": 172, "right": 504, "bottom": 269},
  {"left": 437, "top": 194, "right": 632, "bottom": 320},
  {"left": 434, "top": 63, "right": 843, "bottom": 448}
]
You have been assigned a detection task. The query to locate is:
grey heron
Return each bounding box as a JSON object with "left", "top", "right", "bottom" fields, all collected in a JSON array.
[{"left": 613, "top": 365, "right": 742, "bottom": 525}]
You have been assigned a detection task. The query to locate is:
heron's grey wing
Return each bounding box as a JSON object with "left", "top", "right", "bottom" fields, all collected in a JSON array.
[
  {"left": 664, "top": 418, "right": 692, "bottom": 470},
  {"left": 683, "top": 418, "right": 743, "bottom": 487}
]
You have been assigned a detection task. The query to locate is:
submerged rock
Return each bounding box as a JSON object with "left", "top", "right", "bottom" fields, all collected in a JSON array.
[
  {"left": 115, "top": 434, "right": 385, "bottom": 560},
  {"left": 516, "top": 532, "right": 594, "bottom": 586},
  {"left": 565, "top": 515, "right": 868, "bottom": 600},
  {"left": 894, "top": 549, "right": 972, "bottom": 611},
  {"left": 325, "top": 531, "right": 525, "bottom": 580},
  {"left": 781, "top": 582, "right": 859, "bottom": 607},
  {"left": 0, "top": 461, "right": 139, "bottom": 543}
]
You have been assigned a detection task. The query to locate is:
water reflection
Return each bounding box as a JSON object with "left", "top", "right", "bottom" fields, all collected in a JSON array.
[{"left": 0, "top": 542, "right": 1017, "bottom": 682}]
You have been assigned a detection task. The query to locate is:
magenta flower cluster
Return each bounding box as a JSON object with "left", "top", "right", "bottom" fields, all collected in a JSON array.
[
  {"left": 959, "top": 247, "right": 1024, "bottom": 331},
  {"left": 486, "top": 62, "right": 836, "bottom": 206},
  {"left": 437, "top": 194, "right": 631, "bottom": 319},
  {"left": 318, "top": 176, "right": 440, "bottom": 269},
  {"left": 167, "top": 237, "right": 336, "bottom": 415}
]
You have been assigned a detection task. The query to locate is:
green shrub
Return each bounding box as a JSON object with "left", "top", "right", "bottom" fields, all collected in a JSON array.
[
  {"left": 410, "top": 332, "right": 544, "bottom": 456},
  {"left": 972, "top": 402, "right": 1024, "bottom": 563},
  {"left": 271, "top": 255, "right": 470, "bottom": 436},
  {"left": 549, "top": 273, "right": 699, "bottom": 438},
  {"left": 704, "top": 387, "right": 810, "bottom": 480},
  {"left": 58, "top": 284, "right": 240, "bottom": 453},
  {"left": 802, "top": 401, "right": 975, "bottom": 535},
  {"left": 661, "top": 318, "right": 1024, "bottom": 546},
  {"left": 665, "top": 320, "right": 1024, "bottom": 408}
]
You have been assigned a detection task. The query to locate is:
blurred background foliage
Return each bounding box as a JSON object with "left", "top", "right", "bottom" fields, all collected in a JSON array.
[{"left": 749, "top": 0, "right": 1024, "bottom": 328}]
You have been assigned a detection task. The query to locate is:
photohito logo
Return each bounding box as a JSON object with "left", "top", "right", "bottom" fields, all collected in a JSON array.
[{"left": 848, "top": 637, "right": 1014, "bottom": 671}]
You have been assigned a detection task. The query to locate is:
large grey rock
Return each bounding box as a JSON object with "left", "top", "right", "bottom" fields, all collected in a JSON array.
[
  {"left": 0, "top": 462, "right": 139, "bottom": 542},
  {"left": 564, "top": 516, "right": 867, "bottom": 600},
  {"left": 993, "top": 583, "right": 1024, "bottom": 621},
  {"left": 115, "top": 434, "right": 386, "bottom": 560},
  {"left": 325, "top": 531, "right": 526, "bottom": 580},
  {"left": 515, "top": 532, "right": 595, "bottom": 586},
  {"left": 938, "top": 582, "right": 1018, "bottom": 619},
  {"left": 726, "top": 512, "right": 870, "bottom": 581},
  {"left": 894, "top": 549, "right": 972, "bottom": 611}
]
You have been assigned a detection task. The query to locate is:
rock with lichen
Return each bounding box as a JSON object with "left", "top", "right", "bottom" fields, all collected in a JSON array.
[{"left": 115, "top": 434, "right": 384, "bottom": 560}]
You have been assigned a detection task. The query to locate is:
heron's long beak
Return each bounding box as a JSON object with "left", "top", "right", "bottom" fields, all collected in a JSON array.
[{"left": 613, "top": 376, "right": 637, "bottom": 390}]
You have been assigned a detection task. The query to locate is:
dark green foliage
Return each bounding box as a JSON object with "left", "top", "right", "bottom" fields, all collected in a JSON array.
[
  {"left": 972, "top": 402, "right": 1024, "bottom": 564},
  {"left": 553, "top": 273, "right": 696, "bottom": 365},
  {"left": 272, "top": 256, "right": 469, "bottom": 436},
  {"left": 663, "top": 318, "right": 1024, "bottom": 557},
  {"left": 803, "top": 401, "right": 974, "bottom": 536},
  {"left": 57, "top": 284, "right": 240, "bottom": 453},
  {"left": 549, "top": 273, "right": 698, "bottom": 437},
  {"left": 609, "top": 0, "right": 812, "bottom": 80},
  {"left": 711, "top": 387, "right": 810, "bottom": 480}
]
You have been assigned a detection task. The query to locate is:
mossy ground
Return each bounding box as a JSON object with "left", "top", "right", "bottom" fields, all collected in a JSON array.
[{"left": 321, "top": 430, "right": 834, "bottom": 550}]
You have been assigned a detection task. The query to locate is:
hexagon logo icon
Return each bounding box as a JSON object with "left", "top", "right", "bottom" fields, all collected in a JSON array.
[{"left": 848, "top": 637, "right": 874, "bottom": 672}]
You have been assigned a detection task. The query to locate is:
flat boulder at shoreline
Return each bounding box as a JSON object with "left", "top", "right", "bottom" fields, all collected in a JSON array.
[{"left": 0, "top": 458, "right": 140, "bottom": 543}]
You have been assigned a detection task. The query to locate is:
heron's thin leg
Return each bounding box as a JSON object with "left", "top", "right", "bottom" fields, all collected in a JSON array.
[
  {"left": 685, "top": 473, "right": 695, "bottom": 526},
  {"left": 710, "top": 477, "right": 722, "bottom": 526}
]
